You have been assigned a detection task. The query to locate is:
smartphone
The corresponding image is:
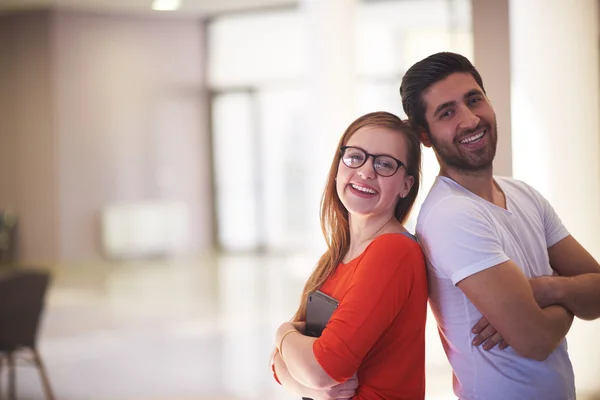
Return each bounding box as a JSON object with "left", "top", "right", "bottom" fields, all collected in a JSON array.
[{"left": 305, "top": 290, "right": 339, "bottom": 338}]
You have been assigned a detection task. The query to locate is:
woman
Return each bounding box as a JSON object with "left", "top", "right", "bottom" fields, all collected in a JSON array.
[{"left": 271, "top": 111, "right": 428, "bottom": 399}]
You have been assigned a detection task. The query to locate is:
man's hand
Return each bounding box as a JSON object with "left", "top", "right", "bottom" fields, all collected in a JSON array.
[
  {"left": 471, "top": 316, "right": 509, "bottom": 351},
  {"left": 472, "top": 276, "right": 563, "bottom": 351},
  {"left": 304, "top": 373, "right": 359, "bottom": 400},
  {"left": 529, "top": 276, "right": 559, "bottom": 309}
]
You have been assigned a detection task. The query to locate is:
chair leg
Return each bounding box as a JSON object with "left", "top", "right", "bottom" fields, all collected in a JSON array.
[
  {"left": 7, "top": 353, "right": 14, "bottom": 400},
  {"left": 32, "top": 349, "right": 55, "bottom": 400}
]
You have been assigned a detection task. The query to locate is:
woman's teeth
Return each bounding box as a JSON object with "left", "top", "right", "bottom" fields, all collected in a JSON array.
[{"left": 351, "top": 184, "right": 376, "bottom": 194}]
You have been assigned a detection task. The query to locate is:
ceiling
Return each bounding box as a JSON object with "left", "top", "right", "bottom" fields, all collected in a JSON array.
[{"left": 0, "top": 0, "right": 299, "bottom": 17}]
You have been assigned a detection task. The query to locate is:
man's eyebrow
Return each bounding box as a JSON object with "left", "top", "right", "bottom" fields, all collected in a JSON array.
[
  {"left": 433, "top": 100, "right": 456, "bottom": 117},
  {"left": 433, "top": 89, "right": 485, "bottom": 117},
  {"left": 464, "top": 89, "right": 484, "bottom": 99}
]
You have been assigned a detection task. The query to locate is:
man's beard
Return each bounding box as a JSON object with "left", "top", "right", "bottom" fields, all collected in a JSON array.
[{"left": 428, "top": 119, "right": 498, "bottom": 173}]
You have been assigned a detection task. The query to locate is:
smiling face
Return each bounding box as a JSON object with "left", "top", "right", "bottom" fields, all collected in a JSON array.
[
  {"left": 335, "top": 125, "right": 414, "bottom": 220},
  {"left": 422, "top": 72, "right": 498, "bottom": 174}
]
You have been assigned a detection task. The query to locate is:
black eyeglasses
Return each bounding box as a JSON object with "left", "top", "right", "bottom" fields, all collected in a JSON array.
[{"left": 340, "top": 146, "right": 406, "bottom": 177}]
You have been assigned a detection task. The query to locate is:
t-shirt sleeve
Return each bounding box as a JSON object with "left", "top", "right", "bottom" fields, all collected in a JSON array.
[
  {"left": 312, "top": 235, "right": 425, "bottom": 382},
  {"left": 417, "top": 196, "right": 510, "bottom": 285},
  {"left": 529, "top": 186, "right": 570, "bottom": 247}
]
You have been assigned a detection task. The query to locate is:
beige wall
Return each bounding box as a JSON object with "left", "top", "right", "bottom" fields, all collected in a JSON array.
[
  {"left": 0, "top": 11, "right": 58, "bottom": 262},
  {"left": 0, "top": 10, "right": 213, "bottom": 264}
]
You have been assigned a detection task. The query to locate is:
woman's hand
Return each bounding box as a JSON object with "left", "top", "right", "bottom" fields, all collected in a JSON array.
[
  {"left": 276, "top": 321, "right": 306, "bottom": 350},
  {"left": 291, "top": 321, "right": 306, "bottom": 334},
  {"left": 303, "top": 373, "right": 359, "bottom": 400},
  {"left": 276, "top": 322, "right": 299, "bottom": 350},
  {"left": 274, "top": 320, "right": 343, "bottom": 390}
]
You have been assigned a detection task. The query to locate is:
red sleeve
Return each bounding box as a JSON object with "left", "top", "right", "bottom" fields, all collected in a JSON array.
[
  {"left": 271, "top": 362, "right": 282, "bottom": 385},
  {"left": 271, "top": 351, "right": 282, "bottom": 385},
  {"left": 312, "top": 234, "right": 422, "bottom": 382}
]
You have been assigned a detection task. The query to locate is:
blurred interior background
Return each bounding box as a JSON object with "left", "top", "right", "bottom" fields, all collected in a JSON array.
[{"left": 0, "top": 0, "right": 599, "bottom": 399}]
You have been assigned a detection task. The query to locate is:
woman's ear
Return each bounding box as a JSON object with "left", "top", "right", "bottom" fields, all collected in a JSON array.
[{"left": 399, "top": 175, "right": 415, "bottom": 198}]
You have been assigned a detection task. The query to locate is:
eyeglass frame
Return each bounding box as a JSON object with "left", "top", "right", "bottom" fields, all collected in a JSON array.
[{"left": 339, "top": 146, "right": 407, "bottom": 177}]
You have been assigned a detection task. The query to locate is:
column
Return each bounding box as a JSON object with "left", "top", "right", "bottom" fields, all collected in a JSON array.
[{"left": 471, "top": 0, "right": 512, "bottom": 177}]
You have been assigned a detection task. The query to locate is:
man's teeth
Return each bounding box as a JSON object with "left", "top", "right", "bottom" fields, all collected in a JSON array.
[
  {"left": 460, "top": 130, "right": 485, "bottom": 144},
  {"left": 351, "top": 184, "right": 376, "bottom": 194}
]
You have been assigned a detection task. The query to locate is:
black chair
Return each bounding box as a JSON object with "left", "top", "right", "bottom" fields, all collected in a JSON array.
[
  {"left": 0, "top": 211, "right": 17, "bottom": 266},
  {"left": 0, "top": 268, "right": 55, "bottom": 400}
]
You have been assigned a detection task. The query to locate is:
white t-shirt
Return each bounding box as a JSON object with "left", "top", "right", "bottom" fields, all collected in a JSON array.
[{"left": 416, "top": 176, "right": 575, "bottom": 400}]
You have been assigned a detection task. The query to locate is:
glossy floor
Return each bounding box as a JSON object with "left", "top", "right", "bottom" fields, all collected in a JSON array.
[{"left": 7, "top": 253, "right": 600, "bottom": 400}]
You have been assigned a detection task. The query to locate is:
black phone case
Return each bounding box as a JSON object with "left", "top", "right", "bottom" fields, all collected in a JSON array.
[{"left": 305, "top": 290, "right": 339, "bottom": 337}]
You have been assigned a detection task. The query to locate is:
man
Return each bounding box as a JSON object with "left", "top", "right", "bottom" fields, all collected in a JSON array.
[{"left": 400, "top": 52, "right": 600, "bottom": 400}]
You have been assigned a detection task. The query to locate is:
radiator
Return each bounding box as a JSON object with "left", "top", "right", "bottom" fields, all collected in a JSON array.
[{"left": 100, "top": 200, "right": 190, "bottom": 260}]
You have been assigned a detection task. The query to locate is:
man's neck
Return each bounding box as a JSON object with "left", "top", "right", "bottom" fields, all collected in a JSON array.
[{"left": 440, "top": 166, "right": 505, "bottom": 208}]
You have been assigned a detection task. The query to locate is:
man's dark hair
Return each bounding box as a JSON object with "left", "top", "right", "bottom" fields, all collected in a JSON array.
[{"left": 400, "top": 52, "right": 486, "bottom": 132}]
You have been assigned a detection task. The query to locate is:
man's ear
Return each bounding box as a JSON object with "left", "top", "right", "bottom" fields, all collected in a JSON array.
[{"left": 420, "top": 129, "right": 432, "bottom": 148}]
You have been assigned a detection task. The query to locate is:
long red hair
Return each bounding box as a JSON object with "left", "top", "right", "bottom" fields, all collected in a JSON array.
[{"left": 292, "top": 111, "right": 422, "bottom": 322}]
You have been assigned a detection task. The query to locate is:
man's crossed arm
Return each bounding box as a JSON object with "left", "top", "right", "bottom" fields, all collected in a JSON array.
[{"left": 470, "top": 235, "right": 600, "bottom": 356}]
